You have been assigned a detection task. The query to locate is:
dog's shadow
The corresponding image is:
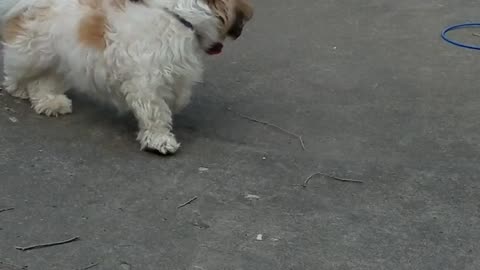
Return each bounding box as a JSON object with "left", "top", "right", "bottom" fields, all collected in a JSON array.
[
  {"left": 67, "top": 89, "right": 239, "bottom": 150},
  {"left": 67, "top": 90, "right": 137, "bottom": 134}
]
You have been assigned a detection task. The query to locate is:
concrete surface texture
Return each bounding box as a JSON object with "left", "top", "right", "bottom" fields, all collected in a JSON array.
[{"left": 1, "top": 0, "right": 480, "bottom": 269}]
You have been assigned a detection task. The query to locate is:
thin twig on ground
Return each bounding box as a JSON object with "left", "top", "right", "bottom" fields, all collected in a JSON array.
[
  {"left": 77, "top": 262, "right": 99, "bottom": 270},
  {"left": 227, "top": 107, "right": 306, "bottom": 151},
  {"left": 0, "top": 261, "right": 27, "bottom": 270},
  {"left": 15, "top": 236, "right": 80, "bottom": 251},
  {"left": 4, "top": 106, "right": 16, "bottom": 113},
  {"left": 177, "top": 196, "right": 198, "bottom": 209},
  {"left": 303, "top": 172, "right": 364, "bottom": 187},
  {"left": 0, "top": 207, "right": 15, "bottom": 213},
  {"left": 472, "top": 33, "right": 480, "bottom": 37}
]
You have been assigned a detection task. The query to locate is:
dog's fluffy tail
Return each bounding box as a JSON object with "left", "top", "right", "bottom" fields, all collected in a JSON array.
[{"left": 0, "top": 0, "right": 37, "bottom": 42}]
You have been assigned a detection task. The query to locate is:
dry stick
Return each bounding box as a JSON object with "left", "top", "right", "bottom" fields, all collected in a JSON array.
[
  {"left": 227, "top": 108, "right": 306, "bottom": 151},
  {"left": 303, "top": 172, "right": 364, "bottom": 187},
  {"left": 177, "top": 196, "right": 198, "bottom": 209},
  {"left": 473, "top": 33, "right": 480, "bottom": 37},
  {"left": 77, "top": 262, "right": 99, "bottom": 270},
  {"left": 4, "top": 107, "right": 16, "bottom": 113},
  {"left": 0, "top": 207, "right": 15, "bottom": 213},
  {"left": 0, "top": 261, "right": 26, "bottom": 270},
  {"left": 15, "top": 236, "right": 80, "bottom": 251}
]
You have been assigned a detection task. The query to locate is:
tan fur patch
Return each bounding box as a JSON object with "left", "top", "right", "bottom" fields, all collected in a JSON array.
[
  {"left": 79, "top": 0, "right": 102, "bottom": 9},
  {"left": 206, "top": 0, "right": 231, "bottom": 31},
  {"left": 2, "top": 15, "right": 26, "bottom": 43},
  {"left": 2, "top": 5, "right": 51, "bottom": 43},
  {"left": 78, "top": 13, "right": 107, "bottom": 50},
  {"left": 236, "top": 0, "right": 253, "bottom": 20}
]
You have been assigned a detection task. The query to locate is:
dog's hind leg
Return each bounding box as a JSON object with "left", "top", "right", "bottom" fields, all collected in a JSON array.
[
  {"left": 3, "top": 46, "right": 31, "bottom": 99},
  {"left": 3, "top": 75, "right": 29, "bottom": 99},
  {"left": 121, "top": 78, "right": 180, "bottom": 155},
  {"left": 2, "top": 10, "right": 71, "bottom": 116},
  {"left": 3, "top": 38, "right": 70, "bottom": 117},
  {"left": 3, "top": 43, "right": 71, "bottom": 116}
]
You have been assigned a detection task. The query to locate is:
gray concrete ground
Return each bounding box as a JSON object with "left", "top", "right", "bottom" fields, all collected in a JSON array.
[{"left": 1, "top": 0, "right": 480, "bottom": 269}]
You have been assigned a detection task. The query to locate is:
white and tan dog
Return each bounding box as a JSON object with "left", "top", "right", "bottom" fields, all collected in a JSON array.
[{"left": 0, "top": 0, "right": 253, "bottom": 154}]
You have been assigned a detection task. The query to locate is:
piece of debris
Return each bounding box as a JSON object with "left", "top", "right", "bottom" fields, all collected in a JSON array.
[
  {"left": 245, "top": 194, "right": 260, "bottom": 200},
  {"left": 15, "top": 236, "right": 80, "bottom": 251},
  {"left": 0, "top": 261, "right": 27, "bottom": 270},
  {"left": 177, "top": 196, "right": 198, "bottom": 209},
  {"left": 256, "top": 234, "right": 263, "bottom": 241},
  {"left": 8, "top": 117, "right": 18, "bottom": 123},
  {"left": 473, "top": 33, "right": 480, "bottom": 37},
  {"left": 191, "top": 221, "right": 210, "bottom": 229},
  {"left": 120, "top": 262, "right": 131, "bottom": 270},
  {"left": 0, "top": 207, "right": 15, "bottom": 213},
  {"left": 302, "top": 172, "right": 364, "bottom": 188},
  {"left": 4, "top": 106, "right": 15, "bottom": 113},
  {"left": 227, "top": 107, "right": 306, "bottom": 151},
  {"left": 262, "top": 156, "right": 267, "bottom": 160},
  {"left": 198, "top": 167, "right": 209, "bottom": 173},
  {"left": 192, "top": 212, "right": 210, "bottom": 229},
  {"left": 77, "top": 262, "right": 99, "bottom": 270}
]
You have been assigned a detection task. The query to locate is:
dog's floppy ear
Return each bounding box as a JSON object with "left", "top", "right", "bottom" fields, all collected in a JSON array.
[
  {"left": 206, "top": 0, "right": 253, "bottom": 39},
  {"left": 235, "top": 0, "right": 253, "bottom": 21},
  {"left": 227, "top": 0, "right": 253, "bottom": 39}
]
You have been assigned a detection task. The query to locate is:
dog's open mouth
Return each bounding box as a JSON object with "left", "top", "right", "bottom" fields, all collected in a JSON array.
[{"left": 206, "top": 43, "right": 223, "bottom": 55}]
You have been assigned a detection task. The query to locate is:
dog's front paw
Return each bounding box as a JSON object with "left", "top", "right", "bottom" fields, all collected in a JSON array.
[
  {"left": 32, "top": 94, "right": 72, "bottom": 117},
  {"left": 138, "top": 130, "right": 180, "bottom": 155}
]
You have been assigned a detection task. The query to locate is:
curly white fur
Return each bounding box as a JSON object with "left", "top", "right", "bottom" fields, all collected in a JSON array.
[{"left": 1, "top": 0, "right": 251, "bottom": 154}]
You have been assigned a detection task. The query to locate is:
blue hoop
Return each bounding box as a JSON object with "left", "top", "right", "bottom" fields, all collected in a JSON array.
[{"left": 441, "top": 23, "right": 480, "bottom": 50}]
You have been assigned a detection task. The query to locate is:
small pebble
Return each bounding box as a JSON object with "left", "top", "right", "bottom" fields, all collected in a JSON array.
[
  {"left": 198, "top": 167, "right": 209, "bottom": 172},
  {"left": 256, "top": 234, "right": 263, "bottom": 241},
  {"left": 245, "top": 194, "right": 260, "bottom": 200},
  {"left": 4, "top": 107, "right": 15, "bottom": 112}
]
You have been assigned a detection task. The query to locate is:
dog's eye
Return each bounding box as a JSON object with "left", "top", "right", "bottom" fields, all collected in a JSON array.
[{"left": 217, "top": 16, "right": 226, "bottom": 25}]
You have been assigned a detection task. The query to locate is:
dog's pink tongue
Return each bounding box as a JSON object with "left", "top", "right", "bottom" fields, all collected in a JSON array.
[{"left": 207, "top": 43, "right": 223, "bottom": 55}]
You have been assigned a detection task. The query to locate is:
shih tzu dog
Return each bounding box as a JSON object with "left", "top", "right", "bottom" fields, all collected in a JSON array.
[{"left": 0, "top": 0, "right": 253, "bottom": 154}]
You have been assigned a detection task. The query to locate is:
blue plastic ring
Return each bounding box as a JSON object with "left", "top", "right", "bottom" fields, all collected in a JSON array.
[{"left": 441, "top": 23, "right": 480, "bottom": 50}]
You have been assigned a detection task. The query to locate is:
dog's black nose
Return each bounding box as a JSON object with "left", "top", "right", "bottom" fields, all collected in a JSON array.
[
  {"left": 228, "top": 27, "right": 243, "bottom": 40},
  {"left": 227, "top": 12, "right": 245, "bottom": 40}
]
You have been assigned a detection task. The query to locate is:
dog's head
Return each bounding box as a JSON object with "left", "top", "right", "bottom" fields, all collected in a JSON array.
[{"left": 203, "top": 0, "right": 253, "bottom": 55}]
